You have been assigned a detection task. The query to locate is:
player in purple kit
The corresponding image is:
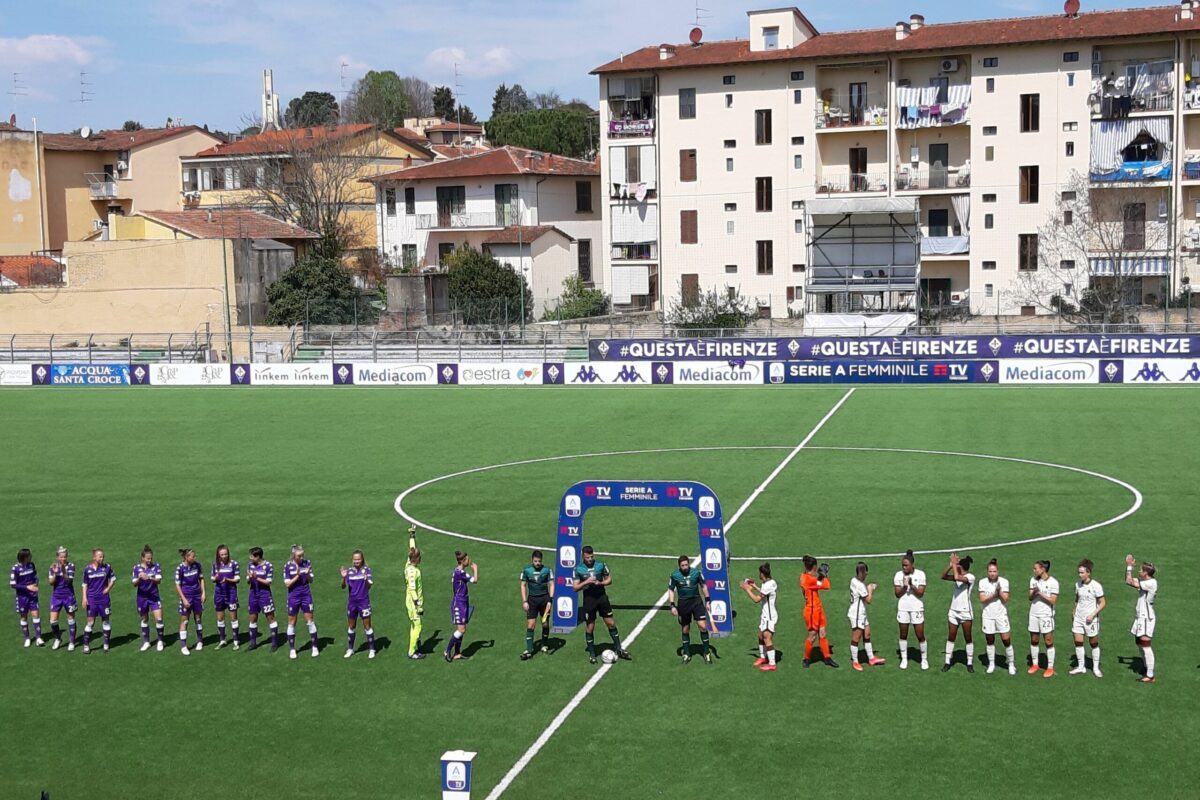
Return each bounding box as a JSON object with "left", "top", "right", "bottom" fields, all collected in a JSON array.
[
  {"left": 284, "top": 544, "right": 318, "bottom": 660},
  {"left": 81, "top": 549, "right": 115, "bottom": 654},
  {"left": 11, "top": 549, "right": 44, "bottom": 647},
  {"left": 245, "top": 547, "right": 279, "bottom": 652},
  {"left": 340, "top": 549, "right": 376, "bottom": 660},
  {"left": 47, "top": 547, "right": 77, "bottom": 651},
  {"left": 444, "top": 551, "right": 479, "bottom": 663},
  {"left": 211, "top": 544, "right": 240, "bottom": 650},
  {"left": 132, "top": 545, "right": 166, "bottom": 652},
  {"left": 174, "top": 548, "right": 206, "bottom": 656}
]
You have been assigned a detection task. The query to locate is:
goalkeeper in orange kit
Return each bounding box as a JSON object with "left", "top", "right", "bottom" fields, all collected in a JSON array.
[{"left": 800, "top": 555, "right": 839, "bottom": 668}]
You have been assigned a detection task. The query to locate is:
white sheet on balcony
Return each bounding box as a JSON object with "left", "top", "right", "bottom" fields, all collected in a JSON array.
[
  {"left": 1090, "top": 117, "right": 1173, "bottom": 173},
  {"left": 611, "top": 265, "right": 650, "bottom": 305},
  {"left": 803, "top": 312, "right": 917, "bottom": 337},
  {"left": 807, "top": 197, "right": 919, "bottom": 217},
  {"left": 921, "top": 236, "right": 970, "bottom": 255}
]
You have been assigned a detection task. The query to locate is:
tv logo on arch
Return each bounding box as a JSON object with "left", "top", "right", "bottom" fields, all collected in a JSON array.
[
  {"left": 705, "top": 548, "right": 723, "bottom": 570},
  {"left": 698, "top": 496, "right": 715, "bottom": 519},
  {"left": 559, "top": 546, "right": 576, "bottom": 568},
  {"left": 564, "top": 495, "right": 581, "bottom": 517},
  {"left": 556, "top": 597, "right": 574, "bottom": 619}
]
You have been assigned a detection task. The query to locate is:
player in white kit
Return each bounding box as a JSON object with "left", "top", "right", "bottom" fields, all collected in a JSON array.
[
  {"left": 940, "top": 553, "right": 976, "bottom": 673},
  {"left": 847, "top": 561, "right": 885, "bottom": 671},
  {"left": 742, "top": 562, "right": 778, "bottom": 672},
  {"left": 893, "top": 550, "right": 928, "bottom": 670},
  {"left": 1124, "top": 554, "right": 1157, "bottom": 683},
  {"left": 977, "top": 558, "right": 1016, "bottom": 675},
  {"left": 1070, "top": 558, "right": 1106, "bottom": 677},
  {"left": 1027, "top": 559, "right": 1059, "bottom": 678}
]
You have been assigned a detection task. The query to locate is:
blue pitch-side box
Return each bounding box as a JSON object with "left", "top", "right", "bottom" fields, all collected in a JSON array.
[
  {"left": 552, "top": 480, "right": 733, "bottom": 638},
  {"left": 441, "top": 750, "right": 476, "bottom": 799}
]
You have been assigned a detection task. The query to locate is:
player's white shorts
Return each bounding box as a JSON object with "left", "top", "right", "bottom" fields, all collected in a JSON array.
[
  {"left": 759, "top": 615, "right": 777, "bottom": 634},
  {"left": 1028, "top": 614, "right": 1055, "bottom": 634},
  {"left": 1071, "top": 616, "right": 1100, "bottom": 637},
  {"left": 848, "top": 609, "right": 869, "bottom": 630},
  {"left": 1130, "top": 617, "right": 1155, "bottom": 639},
  {"left": 982, "top": 615, "right": 1011, "bottom": 635},
  {"left": 896, "top": 609, "right": 924, "bottom": 625},
  {"left": 947, "top": 610, "right": 974, "bottom": 625}
]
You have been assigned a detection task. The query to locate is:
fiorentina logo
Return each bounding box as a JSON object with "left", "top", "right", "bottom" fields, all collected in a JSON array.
[
  {"left": 980, "top": 363, "right": 995, "bottom": 382},
  {"left": 988, "top": 337, "right": 1003, "bottom": 355},
  {"left": 596, "top": 341, "right": 610, "bottom": 357},
  {"left": 337, "top": 365, "right": 350, "bottom": 382},
  {"left": 787, "top": 339, "right": 801, "bottom": 357},
  {"left": 1104, "top": 362, "right": 1120, "bottom": 381},
  {"left": 547, "top": 364, "right": 560, "bottom": 382}
]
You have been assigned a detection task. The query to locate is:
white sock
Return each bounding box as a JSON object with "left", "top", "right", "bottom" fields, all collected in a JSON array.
[
  {"left": 102, "top": 623, "right": 110, "bottom": 633},
  {"left": 1142, "top": 646, "right": 1155, "bottom": 678},
  {"left": 195, "top": 624, "right": 203, "bottom": 637},
  {"left": 1092, "top": 646, "right": 1100, "bottom": 670},
  {"left": 919, "top": 640, "right": 928, "bottom": 661},
  {"left": 269, "top": 621, "right": 278, "bottom": 631},
  {"left": 966, "top": 642, "right": 974, "bottom": 662},
  {"left": 287, "top": 624, "right": 295, "bottom": 637},
  {"left": 1047, "top": 646, "right": 1056, "bottom": 669},
  {"left": 850, "top": 644, "right": 859, "bottom": 662},
  {"left": 864, "top": 641, "right": 875, "bottom": 659},
  {"left": 899, "top": 639, "right": 908, "bottom": 661},
  {"left": 347, "top": 628, "right": 354, "bottom": 636},
  {"left": 307, "top": 621, "right": 317, "bottom": 636},
  {"left": 766, "top": 648, "right": 775, "bottom": 666},
  {"left": 986, "top": 644, "right": 996, "bottom": 666},
  {"left": 232, "top": 620, "right": 239, "bottom": 632},
  {"left": 84, "top": 625, "right": 93, "bottom": 634},
  {"left": 945, "top": 641, "right": 954, "bottom": 664},
  {"left": 1075, "top": 645, "right": 1085, "bottom": 666},
  {"left": 758, "top": 644, "right": 765, "bottom": 657},
  {"left": 249, "top": 622, "right": 258, "bottom": 632},
  {"left": 1005, "top": 645, "right": 1015, "bottom": 665}
]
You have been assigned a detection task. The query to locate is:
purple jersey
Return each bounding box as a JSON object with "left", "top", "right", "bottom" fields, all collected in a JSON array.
[
  {"left": 345, "top": 566, "right": 372, "bottom": 611},
  {"left": 83, "top": 563, "right": 114, "bottom": 603},
  {"left": 175, "top": 561, "right": 203, "bottom": 597},
  {"left": 452, "top": 566, "right": 474, "bottom": 606},
  {"left": 284, "top": 560, "right": 314, "bottom": 600},
  {"left": 133, "top": 562, "right": 162, "bottom": 602},
  {"left": 10, "top": 562, "right": 37, "bottom": 597},
  {"left": 247, "top": 561, "right": 273, "bottom": 601},
  {"left": 211, "top": 560, "right": 239, "bottom": 609},
  {"left": 49, "top": 562, "right": 76, "bottom": 602}
]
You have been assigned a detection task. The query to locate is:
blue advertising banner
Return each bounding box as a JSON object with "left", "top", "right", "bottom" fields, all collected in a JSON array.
[
  {"left": 33, "top": 363, "right": 132, "bottom": 386},
  {"left": 552, "top": 480, "right": 733, "bottom": 638},
  {"left": 763, "top": 360, "right": 997, "bottom": 384},
  {"left": 590, "top": 334, "right": 1200, "bottom": 362}
]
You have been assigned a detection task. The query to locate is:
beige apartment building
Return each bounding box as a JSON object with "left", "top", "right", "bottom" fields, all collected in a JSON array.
[{"left": 595, "top": 2, "right": 1200, "bottom": 317}]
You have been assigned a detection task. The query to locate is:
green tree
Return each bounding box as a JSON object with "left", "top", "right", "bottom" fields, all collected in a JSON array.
[
  {"left": 486, "top": 108, "right": 598, "bottom": 159},
  {"left": 344, "top": 70, "right": 412, "bottom": 130},
  {"left": 456, "top": 105, "right": 480, "bottom": 126},
  {"left": 284, "top": 91, "right": 339, "bottom": 128},
  {"left": 445, "top": 245, "right": 532, "bottom": 324},
  {"left": 266, "top": 252, "right": 372, "bottom": 326},
  {"left": 665, "top": 285, "right": 755, "bottom": 331},
  {"left": 542, "top": 274, "right": 610, "bottom": 321},
  {"left": 433, "top": 86, "right": 456, "bottom": 119},
  {"left": 121, "top": 120, "right": 144, "bottom": 131},
  {"left": 492, "top": 82, "right": 533, "bottom": 117}
]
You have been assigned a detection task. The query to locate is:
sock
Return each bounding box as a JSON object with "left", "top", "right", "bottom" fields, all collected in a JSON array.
[
  {"left": 966, "top": 642, "right": 974, "bottom": 664},
  {"left": 68, "top": 620, "right": 76, "bottom": 643},
  {"left": 347, "top": 628, "right": 356, "bottom": 650},
  {"left": 1005, "top": 644, "right": 1015, "bottom": 666},
  {"left": 1031, "top": 643, "right": 1039, "bottom": 665},
  {"left": 945, "top": 641, "right": 954, "bottom": 664},
  {"left": 1142, "top": 646, "right": 1155, "bottom": 678},
  {"left": 180, "top": 627, "right": 188, "bottom": 649},
  {"left": 758, "top": 643, "right": 765, "bottom": 658},
  {"left": 608, "top": 626, "right": 622, "bottom": 651},
  {"left": 919, "top": 640, "right": 928, "bottom": 662},
  {"left": 307, "top": 621, "right": 317, "bottom": 648},
  {"left": 141, "top": 622, "right": 149, "bottom": 643},
  {"left": 102, "top": 622, "right": 111, "bottom": 646},
  {"left": 819, "top": 637, "right": 832, "bottom": 659},
  {"left": 51, "top": 622, "right": 61, "bottom": 640},
  {"left": 1047, "top": 646, "right": 1056, "bottom": 669},
  {"left": 218, "top": 621, "right": 226, "bottom": 642},
  {"left": 249, "top": 622, "right": 259, "bottom": 645},
  {"left": 287, "top": 624, "right": 296, "bottom": 649},
  {"left": 585, "top": 632, "right": 596, "bottom": 657},
  {"left": 269, "top": 621, "right": 279, "bottom": 645},
  {"left": 83, "top": 624, "right": 92, "bottom": 646},
  {"left": 986, "top": 644, "right": 996, "bottom": 666},
  {"left": 32, "top": 618, "right": 41, "bottom": 638},
  {"left": 766, "top": 647, "right": 776, "bottom": 666},
  {"left": 195, "top": 622, "right": 203, "bottom": 643},
  {"left": 409, "top": 619, "right": 422, "bottom": 655},
  {"left": 453, "top": 630, "right": 464, "bottom": 655},
  {"left": 1092, "top": 646, "right": 1100, "bottom": 671},
  {"left": 864, "top": 640, "right": 875, "bottom": 660},
  {"left": 525, "top": 629, "right": 535, "bottom": 654},
  {"left": 850, "top": 644, "right": 859, "bottom": 663},
  {"left": 541, "top": 621, "right": 550, "bottom": 645},
  {"left": 681, "top": 632, "right": 691, "bottom": 655},
  {"left": 156, "top": 623, "right": 165, "bottom": 642},
  {"left": 899, "top": 639, "right": 908, "bottom": 662},
  {"left": 1075, "top": 645, "right": 1085, "bottom": 667},
  {"left": 365, "top": 627, "right": 374, "bottom": 649},
  {"left": 232, "top": 620, "right": 239, "bottom": 638},
  {"left": 700, "top": 629, "right": 710, "bottom": 655},
  {"left": 803, "top": 639, "right": 814, "bottom": 661},
  {"left": 20, "top": 620, "right": 29, "bottom": 640}
]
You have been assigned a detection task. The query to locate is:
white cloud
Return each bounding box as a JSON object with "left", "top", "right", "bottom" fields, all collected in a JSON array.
[
  {"left": 0, "top": 34, "right": 100, "bottom": 67},
  {"left": 424, "top": 46, "right": 516, "bottom": 80}
]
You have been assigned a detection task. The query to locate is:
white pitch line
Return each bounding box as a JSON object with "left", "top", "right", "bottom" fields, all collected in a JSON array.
[{"left": 481, "top": 387, "right": 856, "bottom": 800}]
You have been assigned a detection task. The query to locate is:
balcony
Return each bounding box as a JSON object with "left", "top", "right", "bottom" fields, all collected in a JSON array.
[
  {"left": 608, "top": 118, "right": 655, "bottom": 138},
  {"left": 921, "top": 236, "right": 970, "bottom": 257},
  {"left": 895, "top": 84, "right": 971, "bottom": 129},
  {"left": 806, "top": 264, "right": 919, "bottom": 293},
  {"left": 1089, "top": 60, "right": 1175, "bottom": 118},
  {"left": 86, "top": 174, "right": 128, "bottom": 200},
  {"left": 1090, "top": 160, "right": 1172, "bottom": 184},
  {"left": 610, "top": 242, "right": 658, "bottom": 261},
  {"left": 815, "top": 171, "right": 889, "bottom": 195},
  {"left": 415, "top": 211, "right": 499, "bottom": 230},
  {"left": 815, "top": 92, "right": 888, "bottom": 131},
  {"left": 895, "top": 165, "right": 971, "bottom": 191}
]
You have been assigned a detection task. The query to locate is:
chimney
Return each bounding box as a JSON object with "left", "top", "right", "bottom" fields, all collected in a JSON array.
[
  {"left": 895, "top": 21, "right": 910, "bottom": 40},
  {"left": 404, "top": 155, "right": 412, "bottom": 167},
  {"left": 659, "top": 43, "right": 677, "bottom": 60},
  {"left": 1183, "top": 0, "right": 1194, "bottom": 20},
  {"left": 207, "top": 210, "right": 213, "bottom": 224},
  {"left": 909, "top": 13, "right": 924, "bottom": 30},
  {"left": 526, "top": 151, "right": 536, "bottom": 169}
]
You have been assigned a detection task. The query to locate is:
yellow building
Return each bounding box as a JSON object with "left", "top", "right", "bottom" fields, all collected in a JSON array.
[
  {"left": 0, "top": 124, "right": 48, "bottom": 256},
  {"left": 180, "top": 124, "right": 434, "bottom": 256}
]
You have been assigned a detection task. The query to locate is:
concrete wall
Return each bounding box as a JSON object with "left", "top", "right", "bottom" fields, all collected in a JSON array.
[
  {"left": 125, "top": 128, "right": 221, "bottom": 214},
  {"left": 0, "top": 130, "right": 46, "bottom": 255}
]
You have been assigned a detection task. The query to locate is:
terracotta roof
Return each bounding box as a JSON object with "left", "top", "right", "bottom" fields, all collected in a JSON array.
[
  {"left": 593, "top": 5, "right": 1200, "bottom": 73},
  {"left": 0, "top": 122, "right": 18, "bottom": 132},
  {"left": 393, "top": 127, "right": 427, "bottom": 145},
  {"left": 425, "top": 122, "right": 484, "bottom": 133},
  {"left": 136, "top": 210, "right": 318, "bottom": 240},
  {"left": 0, "top": 256, "right": 63, "bottom": 287},
  {"left": 190, "top": 124, "right": 381, "bottom": 157},
  {"left": 42, "top": 126, "right": 212, "bottom": 152},
  {"left": 432, "top": 144, "right": 491, "bottom": 159},
  {"left": 366, "top": 146, "right": 598, "bottom": 183},
  {"left": 482, "top": 225, "right": 573, "bottom": 245}
]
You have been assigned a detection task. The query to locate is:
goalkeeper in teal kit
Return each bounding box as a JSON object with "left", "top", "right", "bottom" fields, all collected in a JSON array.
[{"left": 668, "top": 555, "right": 712, "bottom": 664}]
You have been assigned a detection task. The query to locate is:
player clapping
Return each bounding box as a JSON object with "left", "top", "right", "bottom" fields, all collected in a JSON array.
[
  {"left": 894, "top": 550, "right": 928, "bottom": 670},
  {"left": 10, "top": 548, "right": 43, "bottom": 647},
  {"left": 132, "top": 546, "right": 165, "bottom": 652},
  {"left": 977, "top": 558, "right": 1015, "bottom": 675},
  {"left": 1070, "top": 559, "right": 1105, "bottom": 678},
  {"left": 941, "top": 553, "right": 976, "bottom": 673},
  {"left": 340, "top": 550, "right": 376, "bottom": 659},
  {"left": 1125, "top": 554, "right": 1157, "bottom": 684},
  {"left": 742, "top": 562, "right": 778, "bottom": 672},
  {"left": 284, "top": 545, "right": 318, "bottom": 660},
  {"left": 211, "top": 544, "right": 240, "bottom": 650},
  {"left": 47, "top": 547, "right": 77, "bottom": 651},
  {"left": 800, "top": 555, "right": 837, "bottom": 668},
  {"left": 519, "top": 549, "right": 553, "bottom": 661},
  {"left": 245, "top": 547, "right": 279, "bottom": 651},
  {"left": 668, "top": 555, "right": 712, "bottom": 664},
  {"left": 1027, "top": 560, "right": 1059, "bottom": 677},
  {"left": 848, "top": 561, "right": 884, "bottom": 670}
]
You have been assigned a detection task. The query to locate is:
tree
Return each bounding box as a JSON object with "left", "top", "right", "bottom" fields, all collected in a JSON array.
[
  {"left": 445, "top": 245, "right": 532, "bottom": 324},
  {"left": 433, "top": 86, "right": 456, "bottom": 119},
  {"left": 492, "top": 83, "right": 533, "bottom": 117},
  {"left": 456, "top": 105, "right": 480, "bottom": 126},
  {"left": 343, "top": 70, "right": 412, "bottom": 130},
  {"left": 400, "top": 76, "right": 434, "bottom": 117},
  {"left": 1013, "top": 171, "right": 1172, "bottom": 324},
  {"left": 266, "top": 252, "right": 372, "bottom": 325},
  {"left": 542, "top": 274, "right": 610, "bottom": 320},
  {"left": 532, "top": 90, "right": 563, "bottom": 109},
  {"left": 486, "top": 108, "right": 598, "bottom": 159},
  {"left": 284, "top": 91, "right": 339, "bottom": 128},
  {"left": 121, "top": 120, "right": 144, "bottom": 131},
  {"left": 665, "top": 284, "right": 755, "bottom": 330}
]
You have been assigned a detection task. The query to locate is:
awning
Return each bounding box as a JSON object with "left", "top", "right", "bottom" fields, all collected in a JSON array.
[
  {"left": 806, "top": 197, "right": 919, "bottom": 216},
  {"left": 1088, "top": 256, "right": 1169, "bottom": 276}
]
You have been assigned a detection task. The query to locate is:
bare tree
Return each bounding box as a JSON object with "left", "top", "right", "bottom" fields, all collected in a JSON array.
[
  {"left": 1013, "top": 171, "right": 1172, "bottom": 324},
  {"left": 400, "top": 76, "right": 434, "bottom": 117}
]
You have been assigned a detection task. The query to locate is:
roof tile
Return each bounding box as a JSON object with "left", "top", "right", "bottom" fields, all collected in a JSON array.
[
  {"left": 136, "top": 210, "right": 318, "bottom": 240},
  {"left": 367, "top": 146, "right": 598, "bottom": 183}
]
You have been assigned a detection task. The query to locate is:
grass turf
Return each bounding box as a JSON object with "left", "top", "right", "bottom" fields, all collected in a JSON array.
[{"left": 0, "top": 386, "right": 1196, "bottom": 798}]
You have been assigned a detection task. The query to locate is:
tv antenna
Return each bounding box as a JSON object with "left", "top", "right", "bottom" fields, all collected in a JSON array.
[
  {"left": 694, "top": 1, "right": 711, "bottom": 28},
  {"left": 453, "top": 61, "right": 464, "bottom": 132},
  {"left": 78, "top": 71, "right": 94, "bottom": 108},
  {"left": 7, "top": 72, "right": 28, "bottom": 116},
  {"left": 339, "top": 60, "right": 350, "bottom": 96}
]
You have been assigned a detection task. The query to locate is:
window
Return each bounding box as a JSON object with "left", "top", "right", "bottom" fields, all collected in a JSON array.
[
  {"left": 986, "top": 78, "right": 995, "bottom": 93},
  {"left": 1019, "top": 165, "right": 1039, "bottom": 203},
  {"left": 1065, "top": 141, "right": 1075, "bottom": 157},
  {"left": 1018, "top": 233, "right": 1039, "bottom": 271},
  {"left": 794, "top": 89, "right": 803, "bottom": 104},
  {"left": 726, "top": 157, "right": 734, "bottom": 172},
  {"left": 404, "top": 187, "right": 415, "bottom": 215},
  {"left": 755, "top": 109, "right": 773, "bottom": 145},
  {"left": 792, "top": 263, "right": 805, "bottom": 273},
  {"left": 625, "top": 147, "right": 641, "bottom": 183},
  {"left": 726, "top": 220, "right": 736, "bottom": 235},
  {"left": 724, "top": 202, "right": 737, "bottom": 211},
  {"left": 791, "top": 201, "right": 803, "bottom": 209},
  {"left": 928, "top": 209, "right": 949, "bottom": 238},
  {"left": 756, "top": 240, "right": 774, "bottom": 274},
  {"left": 790, "top": 70, "right": 804, "bottom": 81},
  {"left": 794, "top": 219, "right": 803, "bottom": 234},
  {"left": 755, "top": 177, "right": 773, "bottom": 212},
  {"left": 983, "top": 193, "right": 997, "bottom": 203},
  {"left": 985, "top": 283, "right": 994, "bottom": 297},
  {"left": 612, "top": 243, "right": 657, "bottom": 260},
  {"left": 1020, "top": 93, "right": 1040, "bottom": 132},
  {"left": 679, "top": 88, "right": 696, "bottom": 119},
  {"left": 436, "top": 185, "right": 466, "bottom": 220},
  {"left": 679, "top": 149, "right": 697, "bottom": 182},
  {"left": 982, "top": 260, "right": 996, "bottom": 270},
  {"left": 1123, "top": 202, "right": 1146, "bottom": 250},
  {"left": 725, "top": 264, "right": 738, "bottom": 274},
  {"left": 1061, "top": 190, "right": 1077, "bottom": 202},
  {"left": 1064, "top": 209, "right": 1073, "bottom": 225},
  {"left": 438, "top": 242, "right": 455, "bottom": 265},
  {"left": 723, "top": 75, "right": 736, "bottom": 85},
  {"left": 578, "top": 240, "right": 593, "bottom": 283},
  {"left": 794, "top": 154, "right": 803, "bottom": 170},
  {"left": 1021, "top": 306, "right": 1036, "bottom": 316},
  {"left": 983, "top": 57, "right": 999, "bottom": 68},
  {"left": 681, "top": 210, "right": 698, "bottom": 244},
  {"left": 763, "top": 26, "right": 779, "bottom": 50},
  {"left": 791, "top": 136, "right": 804, "bottom": 145},
  {"left": 681, "top": 274, "right": 700, "bottom": 307},
  {"left": 985, "top": 146, "right": 994, "bottom": 161},
  {"left": 1061, "top": 259, "right": 1076, "bottom": 270},
  {"left": 384, "top": 188, "right": 396, "bottom": 216},
  {"left": 983, "top": 126, "right": 997, "bottom": 136},
  {"left": 1063, "top": 121, "right": 1078, "bottom": 132},
  {"left": 726, "top": 94, "right": 734, "bottom": 108},
  {"left": 1067, "top": 73, "right": 1075, "bottom": 87},
  {"left": 984, "top": 213, "right": 994, "bottom": 229},
  {"left": 401, "top": 243, "right": 417, "bottom": 267},
  {"left": 724, "top": 139, "right": 736, "bottom": 148},
  {"left": 1063, "top": 51, "right": 1079, "bottom": 62},
  {"left": 495, "top": 183, "right": 519, "bottom": 226},
  {"left": 575, "top": 180, "right": 593, "bottom": 212}
]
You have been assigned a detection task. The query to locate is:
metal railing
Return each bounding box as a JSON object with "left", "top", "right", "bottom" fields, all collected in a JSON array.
[
  {"left": 0, "top": 332, "right": 209, "bottom": 365},
  {"left": 414, "top": 211, "right": 499, "bottom": 230},
  {"left": 815, "top": 171, "right": 890, "bottom": 194},
  {"left": 814, "top": 93, "right": 889, "bottom": 130},
  {"left": 297, "top": 328, "right": 591, "bottom": 363},
  {"left": 895, "top": 168, "right": 971, "bottom": 191},
  {"left": 85, "top": 174, "right": 124, "bottom": 200}
]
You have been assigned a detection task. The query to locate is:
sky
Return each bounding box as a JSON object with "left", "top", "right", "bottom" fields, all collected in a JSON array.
[{"left": 0, "top": 0, "right": 1169, "bottom": 134}]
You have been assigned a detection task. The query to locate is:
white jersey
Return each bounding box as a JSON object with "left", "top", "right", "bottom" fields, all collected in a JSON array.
[
  {"left": 1134, "top": 578, "right": 1157, "bottom": 620},
  {"left": 1029, "top": 576, "right": 1059, "bottom": 617},
  {"left": 759, "top": 579, "right": 779, "bottom": 627},
  {"left": 949, "top": 572, "right": 975, "bottom": 616},
  {"left": 848, "top": 578, "right": 869, "bottom": 626},
  {"left": 978, "top": 576, "right": 1010, "bottom": 621},
  {"left": 1074, "top": 579, "right": 1104, "bottom": 619},
  {"left": 894, "top": 569, "right": 926, "bottom": 613}
]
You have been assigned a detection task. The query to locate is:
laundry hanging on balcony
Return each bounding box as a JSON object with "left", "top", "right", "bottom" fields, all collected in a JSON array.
[
  {"left": 1089, "top": 117, "right": 1172, "bottom": 176},
  {"left": 895, "top": 84, "right": 971, "bottom": 129}
]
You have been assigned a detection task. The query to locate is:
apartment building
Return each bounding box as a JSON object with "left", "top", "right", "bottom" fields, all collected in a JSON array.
[{"left": 595, "top": 2, "right": 1200, "bottom": 316}]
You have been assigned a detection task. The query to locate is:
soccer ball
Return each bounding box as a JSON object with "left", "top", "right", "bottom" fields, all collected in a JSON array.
[{"left": 601, "top": 649, "right": 619, "bottom": 664}]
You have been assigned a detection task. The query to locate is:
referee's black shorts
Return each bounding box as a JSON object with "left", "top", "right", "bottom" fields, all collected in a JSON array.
[
  {"left": 526, "top": 595, "right": 550, "bottom": 620},
  {"left": 582, "top": 592, "right": 613, "bottom": 623},
  {"left": 677, "top": 596, "right": 707, "bottom": 626}
]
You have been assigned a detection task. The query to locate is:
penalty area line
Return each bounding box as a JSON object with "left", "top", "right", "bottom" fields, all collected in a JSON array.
[{"left": 481, "top": 387, "right": 856, "bottom": 800}]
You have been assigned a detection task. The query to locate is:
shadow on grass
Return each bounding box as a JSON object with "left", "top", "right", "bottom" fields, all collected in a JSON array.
[{"left": 462, "top": 639, "right": 495, "bottom": 658}]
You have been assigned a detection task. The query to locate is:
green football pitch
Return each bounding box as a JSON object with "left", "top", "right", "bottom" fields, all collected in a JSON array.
[{"left": 1, "top": 386, "right": 1197, "bottom": 798}]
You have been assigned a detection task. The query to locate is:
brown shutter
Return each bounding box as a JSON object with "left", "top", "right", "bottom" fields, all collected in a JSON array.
[
  {"left": 681, "top": 210, "right": 698, "bottom": 244},
  {"left": 680, "top": 149, "right": 697, "bottom": 182}
]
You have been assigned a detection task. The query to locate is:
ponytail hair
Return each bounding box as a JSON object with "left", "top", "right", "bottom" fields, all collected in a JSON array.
[
  {"left": 902, "top": 549, "right": 916, "bottom": 566},
  {"left": 178, "top": 548, "right": 194, "bottom": 560},
  {"left": 141, "top": 545, "right": 154, "bottom": 559},
  {"left": 351, "top": 549, "right": 367, "bottom": 567},
  {"left": 987, "top": 558, "right": 998, "bottom": 568},
  {"left": 1078, "top": 558, "right": 1094, "bottom": 573},
  {"left": 214, "top": 544, "right": 230, "bottom": 564},
  {"left": 1037, "top": 559, "right": 1051, "bottom": 573},
  {"left": 455, "top": 550, "right": 468, "bottom": 565},
  {"left": 758, "top": 561, "right": 772, "bottom": 580},
  {"left": 1142, "top": 561, "right": 1156, "bottom": 577},
  {"left": 959, "top": 555, "right": 974, "bottom": 571},
  {"left": 408, "top": 547, "right": 421, "bottom": 565},
  {"left": 855, "top": 561, "right": 868, "bottom": 580}
]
